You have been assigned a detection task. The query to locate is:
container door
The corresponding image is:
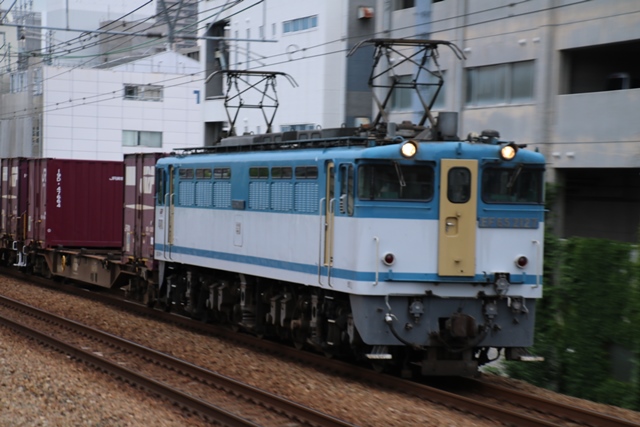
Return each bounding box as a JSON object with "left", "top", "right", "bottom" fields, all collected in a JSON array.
[
  {"left": 1, "top": 161, "right": 8, "bottom": 235},
  {"left": 438, "top": 159, "right": 477, "bottom": 276},
  {"left": 17, "top": 160, "right": 28, "bottom": 241},
  {"left": 323, "top": 162, "right": 335, "bottom": 268}
]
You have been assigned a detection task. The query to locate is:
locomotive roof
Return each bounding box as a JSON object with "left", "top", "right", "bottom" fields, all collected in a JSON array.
[{"left": 158, "top": 137, "right": 545, "bottom": 166}]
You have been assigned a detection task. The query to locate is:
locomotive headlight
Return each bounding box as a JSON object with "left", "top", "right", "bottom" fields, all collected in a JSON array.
[
  {"left": 500, "top": 144, "right": 517, "bottom": 161},
  {"left": 400, "top": 140, "right": 418, "bottom": 158}
]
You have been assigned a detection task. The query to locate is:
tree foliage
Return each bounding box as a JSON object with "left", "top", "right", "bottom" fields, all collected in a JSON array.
[{"left": 505, "top": 185, "right": 640, "bottom": 409}]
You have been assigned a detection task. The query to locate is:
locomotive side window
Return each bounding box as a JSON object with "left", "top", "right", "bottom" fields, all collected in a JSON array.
[
  {"left": 358, "top": 163, "right": 433, "bottom": 201},
  {"left": 195, "top": 168, "right": 212, "bottom": 179},
  {"left": 179, "top": 168, "right": 194, "bottom": 179},
  {"left": 271, "top": 167, "right": 293, "bottom": 179},
  {"left": 249, "top": 167, "right": 269, "bottom": 179},
  {"left": 295, "top": 166, "right": 318, "bottom": 179},
  {"left": 213, "top": 167, "right": 231, "bottom": 179},
  {"left": 482, "top": 166, "right": 544, "bottom": 204},
  {"left": 447, "top": 167, "right": 471, "bottom": 203}
]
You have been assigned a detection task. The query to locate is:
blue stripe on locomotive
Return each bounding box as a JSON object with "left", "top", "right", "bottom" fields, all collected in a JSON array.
[
  {"left": 156, "top": 141, "right": 545, "bottom": 222},
  {"left": 155, "top": 241, "right": 540, "bottom": 285}
]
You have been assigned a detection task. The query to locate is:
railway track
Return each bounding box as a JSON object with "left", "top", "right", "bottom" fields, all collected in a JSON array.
[
  {"left": 0, "top": 293, "right": 357, "bottom": 427},
  {"left": 2, "top": 269, "right": 638, "bottom": 427},
  {"left": 451, "top": 378, "right": 640, "bottom": 427}
]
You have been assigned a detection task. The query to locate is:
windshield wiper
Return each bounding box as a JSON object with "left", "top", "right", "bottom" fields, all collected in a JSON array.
[
  {"left": 506, "top": 163, "right": 524, "bottom": 191},
  {"left": 393, "top": 161, "right": 406, "bottom": 187}
]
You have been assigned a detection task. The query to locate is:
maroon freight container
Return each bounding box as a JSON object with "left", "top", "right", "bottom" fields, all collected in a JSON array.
[
  {"left": 1, "top": 158, "right": 29, "bottom": 244},
  {"left": 26, "top": 158, "right": 124, "bottom": 249},
  {"left": 122, "top": 153, "right": 165, "bottom": 268}
]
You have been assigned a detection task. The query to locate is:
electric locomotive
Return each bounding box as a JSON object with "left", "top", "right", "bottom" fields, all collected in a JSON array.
[
  {"left": 152, "top": 39, "right": 545, "bottom": 376},
  {"left": 0, "top": 39, "right": 545, "bottom": 376}
]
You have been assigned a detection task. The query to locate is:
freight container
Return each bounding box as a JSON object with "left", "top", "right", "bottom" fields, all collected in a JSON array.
[
  {"left": 26, "top": 158, "right": 124, "bottom": 249},
  {"left": 1, "top": 158, "right": 29, "bottom": 246},
  {"left": 122, "top": 153, "right": 166, "bottom": 269}
]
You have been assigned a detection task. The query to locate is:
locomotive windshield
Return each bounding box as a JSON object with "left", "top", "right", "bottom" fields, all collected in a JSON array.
[
  {"left": 358, "top": 163, "right": 434, "bottom": 201},
  {"left": 482, "top": 166, "right": 544, "bottom": 204}
]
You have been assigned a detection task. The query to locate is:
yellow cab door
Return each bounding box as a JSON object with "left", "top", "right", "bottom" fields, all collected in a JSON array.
[{"left": 438, "top": 159, "right": 477, "bottom": 276}]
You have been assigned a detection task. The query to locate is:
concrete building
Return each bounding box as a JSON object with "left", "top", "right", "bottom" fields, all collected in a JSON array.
[
  {"left": 0, "top": 50, "right": 203, "bottom": 160},
  {"left": 0, "top": 1, "right": 42, "bottom": 72},
  {"left": 156, "top": 0, "right": 198, "bottom": 50},
  {"left": 414, "top": 0, "right": 640, "bottom": 243},
  {"left": 200, "top": 0, "right": 376, "bottom": 144},
  {"left": 200, "top": 0, "right": 640, "bottom": 243},
  {"left": 44, "top": 0, "right": 154, "bottom": 67}
]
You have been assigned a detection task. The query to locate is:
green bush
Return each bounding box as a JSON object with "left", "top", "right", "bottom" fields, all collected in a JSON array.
[{"left": 505, "top": 236, "right": 640, "bottom": 408}]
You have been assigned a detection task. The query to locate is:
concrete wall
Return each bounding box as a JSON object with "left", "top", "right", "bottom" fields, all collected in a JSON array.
[{"left": 41, "top": 63, "right": 202, "bottom": 160}]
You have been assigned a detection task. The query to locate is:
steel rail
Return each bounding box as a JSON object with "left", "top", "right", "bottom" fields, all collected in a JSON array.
[
  {"left": 0, "top": 294, "right": 357, "bottom": 427},
  {"left": 459, "top": 378, "right": 639, "bottom": 427},
  {"left": 0, "top": 311, "right": 259, "bottom": 427}
]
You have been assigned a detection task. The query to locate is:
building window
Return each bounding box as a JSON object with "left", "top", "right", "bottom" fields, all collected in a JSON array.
[
  {"left": 390, "top": 75, "right": 413, "bottom": 110},
  {"left": 123, "top": 84, "right": 163, "bottom": 101},
  {"left": 10, "top": 71, "right": 27, "bottom": 93},
  {"left": 423, "top": 70, "right": 446, "bottom": 109},
  {"left": 32, "top": 68, "right": 43, "bottom": 95},
  {"left": 390, "top": 72, "right": 446, "bottom": 111},
  {"left": 466, "top": 61, "right": 534, "bottom": 106},
  {"left": 394, "top": 0, "right": 415, "bottom": 10},
  {"left": 122, "top": 130, "right": 163, "bottom": 147},
  {"left": 511, "top": 62, "right": 535, "bottom": 101},
  {"left": 283, "top": 15, "right": 318, "bottom": 34}
]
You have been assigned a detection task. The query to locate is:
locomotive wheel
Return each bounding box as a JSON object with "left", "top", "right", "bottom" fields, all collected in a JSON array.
[
  {"left": 371, "top": 360, "right": 387, "bottom": 373},
  {"left": 230, "top": 304, "right": 242, "bottom": 332},
  {"left": 291, "top": 315, "right": 307, "bottom": 350},
  {"left": 290, "top": 300, "right": 309, "bottom": 350},
  {"left": 42, "top": 263, "right": 53, "bottom": 280},
  {"left": 143, "top": 281, "right": 157, "bottom": 308},
  {"left": 292, "top": 334, "right": 305, "bottom": 350}
]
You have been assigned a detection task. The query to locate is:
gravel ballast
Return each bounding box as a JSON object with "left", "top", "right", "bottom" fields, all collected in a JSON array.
[
  {"left": 1, "top": 275, "right": 639, "bottom": 426},
  {"left": 0, "top": 328, "right": 209, "bottom": 426}
]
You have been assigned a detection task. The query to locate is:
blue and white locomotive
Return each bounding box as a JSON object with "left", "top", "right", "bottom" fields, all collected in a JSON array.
[{"left": 152, "top": 39, "right": 545, "bottom": 376}]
